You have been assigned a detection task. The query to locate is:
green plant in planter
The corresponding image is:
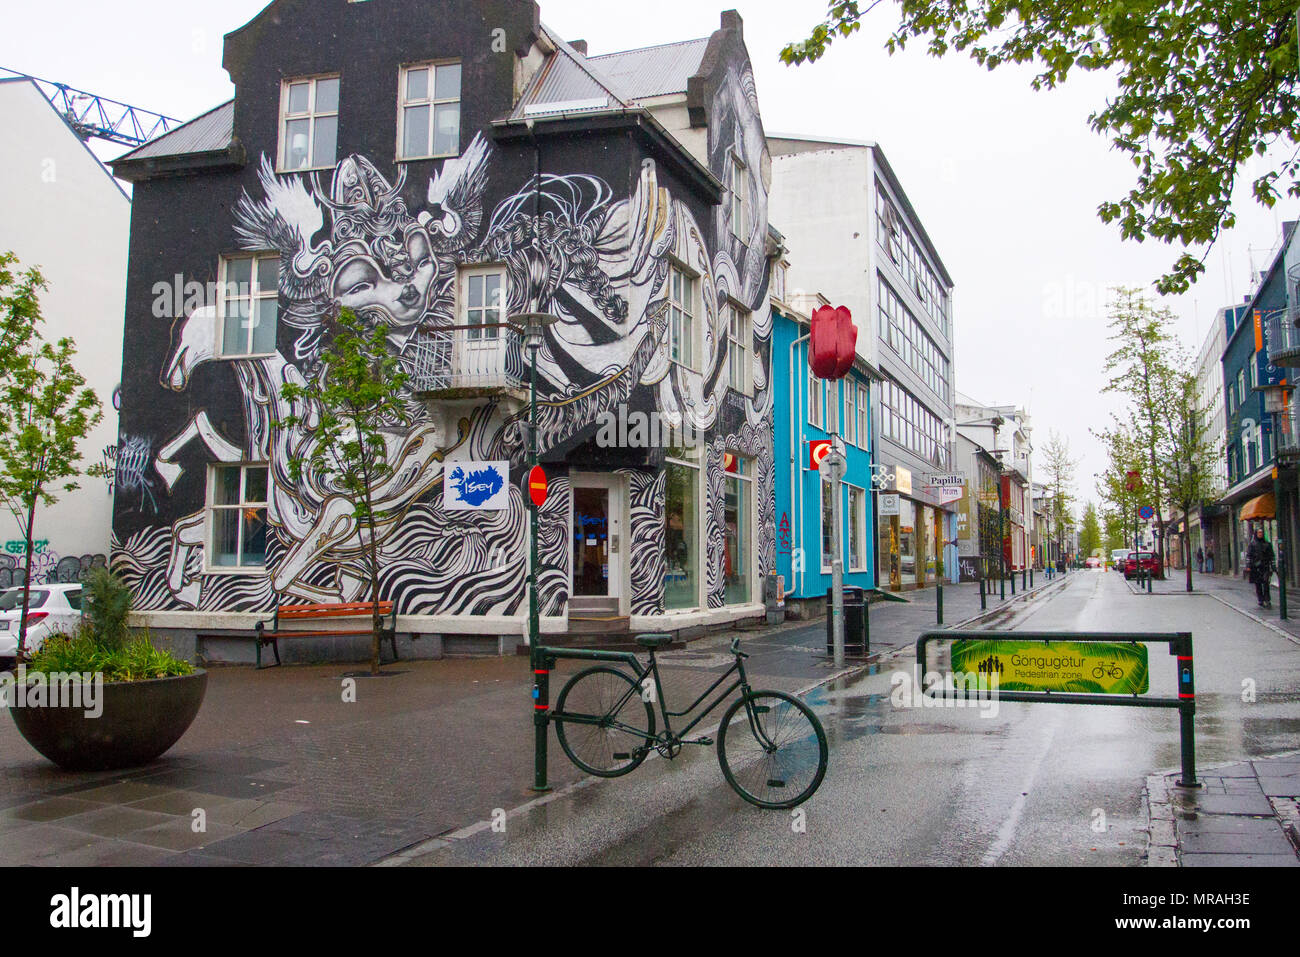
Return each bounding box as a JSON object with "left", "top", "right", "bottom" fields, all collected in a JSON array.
[
  {"left": 26, "top": 628, "right": 193, "bottom": 682},
  {"left": 25, "top": 568, "right": 193, "bottom": 681}
]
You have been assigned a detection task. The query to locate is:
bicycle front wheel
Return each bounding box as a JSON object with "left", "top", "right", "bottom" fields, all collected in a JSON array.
[
  {"left": 554, "top": 666, "right": 656, "bottom": 778},
  {"left": 717, "top": 690, "right": 828, "bottom": 809}
]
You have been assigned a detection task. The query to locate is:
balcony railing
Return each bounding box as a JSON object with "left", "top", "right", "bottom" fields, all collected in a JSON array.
[
  {"left": 1267, "top": 312, "right": 1300, "bottom": 367},
  {"left": 1278, "top": 402, "right": 1300, "bottom": 461},
  {"left": 408, "top": 324, "right": 527, "bottom": 396}
]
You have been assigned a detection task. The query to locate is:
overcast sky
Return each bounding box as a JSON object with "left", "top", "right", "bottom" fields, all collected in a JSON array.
[{"left": 3, "top": 0, "right": 1289, "bottom": 510}]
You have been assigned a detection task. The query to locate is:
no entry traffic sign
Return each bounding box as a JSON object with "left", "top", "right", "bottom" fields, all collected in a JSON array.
[{"left": 528, "top": 466, "right": 548, "bottom": 508}]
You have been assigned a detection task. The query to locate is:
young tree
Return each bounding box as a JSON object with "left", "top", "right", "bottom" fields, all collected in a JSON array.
[
  {"left": 1159, "top": 354, "right": 1222, "bottom": 592},
  {"left": 1079, "top": 502, "right": 1102, "bottom": 559},
  {"left": 1102, "top": 508, "right": 1128, "bottom": 555},
  {"left": 0, "top": 252, "right": 104, "bottom": 661},
  {"left": 1094, "top": 421, "right": 1155, "bottom": 554},
  {"left": 1102, "top": 288, "right": 1180, "bottom": 564},
  {"left": 278, "top": 306, "right": 410, "bottom": 675},
  {"left": 1039, "top": 430, "right": 1079, "bottom": 564},
  {"left": 781, "top": 1, "right": 1300, "bottom": 294}
]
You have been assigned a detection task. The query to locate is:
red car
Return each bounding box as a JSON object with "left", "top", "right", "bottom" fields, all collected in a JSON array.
[{"left": 1123, "top": 551, "right": 1163, "bottom": 580}]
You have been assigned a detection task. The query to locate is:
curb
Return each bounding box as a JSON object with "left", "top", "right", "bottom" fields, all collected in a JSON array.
[{"left": 1142, "top": 749, "right": 1300, "bottom": 867}]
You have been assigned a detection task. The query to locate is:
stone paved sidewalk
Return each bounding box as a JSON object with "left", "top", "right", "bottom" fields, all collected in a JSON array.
[{"left": 1146, "top": 752, "right": 1300, "bottom": 867}]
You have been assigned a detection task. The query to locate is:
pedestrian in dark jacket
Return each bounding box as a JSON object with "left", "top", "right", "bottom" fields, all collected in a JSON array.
[
  {"left": 1195, "top": 546, "right": 1204, "bottom": 573},
  {"left": 1247, "top": 529, "right": 1276, "bottom": 609},
  {"left": 1206, "top": 545, "right": 1215, "bottom": 574}
]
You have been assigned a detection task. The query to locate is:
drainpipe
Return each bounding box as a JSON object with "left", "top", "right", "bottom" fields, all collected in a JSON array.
[{"left": 791, "top": 330, "right": 810, "bottom": 597}]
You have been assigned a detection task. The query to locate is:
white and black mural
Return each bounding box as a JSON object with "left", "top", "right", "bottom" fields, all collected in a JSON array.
[{"left": 111, "top": 11, "right": 775, "bottom": 626}]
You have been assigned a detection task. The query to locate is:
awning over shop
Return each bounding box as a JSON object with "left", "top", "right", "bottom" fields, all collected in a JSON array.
[{"left": 1240, "top": 492, "right": 1276, "bottom": 521}]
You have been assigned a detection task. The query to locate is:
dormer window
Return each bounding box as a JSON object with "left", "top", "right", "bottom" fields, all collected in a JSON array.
[
  {"left": 278, "top": 75, "right": 339, "bottom": 172},
  {"left": 399, "top": 62, "right": 462, "bottom": 160}
]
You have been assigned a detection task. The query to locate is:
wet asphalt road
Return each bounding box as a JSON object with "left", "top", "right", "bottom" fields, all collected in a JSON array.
[{"left": 402, "top": 570, "right": 1300, "bottom": 866}]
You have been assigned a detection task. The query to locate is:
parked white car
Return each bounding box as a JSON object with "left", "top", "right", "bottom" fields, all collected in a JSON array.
[{"left": 0, "top": 584, "right": 84, "bottom": 663}]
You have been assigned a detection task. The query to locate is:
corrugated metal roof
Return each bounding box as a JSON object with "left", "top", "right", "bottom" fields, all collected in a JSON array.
[
  {"left": 588, "top": 38, "right": 709, "bottom": 100},
  {"left": 510, "top": 25, "right": 632, "bottom": 119},
  {"left": 116, "top": 100, "right": 233, "bottom": 161}
]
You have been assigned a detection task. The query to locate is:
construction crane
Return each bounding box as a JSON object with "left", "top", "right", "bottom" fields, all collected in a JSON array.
[{"left": 2, "top": 66, "right": 178, "bottom": 147}]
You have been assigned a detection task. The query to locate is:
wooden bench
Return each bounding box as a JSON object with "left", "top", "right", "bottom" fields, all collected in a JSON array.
[{"left": 253, "top": 602, "right": 398, "bottom": 670}]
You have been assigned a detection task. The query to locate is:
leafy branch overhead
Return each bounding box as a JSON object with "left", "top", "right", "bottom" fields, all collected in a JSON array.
[{"left": 781, "top": 1, "right": 1300, "bottom": 294}]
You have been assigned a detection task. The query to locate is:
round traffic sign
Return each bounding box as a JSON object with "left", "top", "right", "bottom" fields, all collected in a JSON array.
[
  {"left": 1139, "top": 505, "right": 1155, "bottom": 521},
  {"left": 528, "top": 466, "right": 548, "bottom": 508}
]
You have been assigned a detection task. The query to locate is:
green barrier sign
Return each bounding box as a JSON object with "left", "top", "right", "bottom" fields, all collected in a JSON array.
[{"left": 951, "top": 639, "right": 1149, "bottom": 695}]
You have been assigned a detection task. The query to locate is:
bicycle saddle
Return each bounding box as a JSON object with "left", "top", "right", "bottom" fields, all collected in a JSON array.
[{"left": 636, "top": 633, "right": 675, "bottom": 649}]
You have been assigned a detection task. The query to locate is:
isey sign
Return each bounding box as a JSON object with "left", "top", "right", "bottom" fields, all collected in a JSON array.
[{"left": 445, "top": 461, "right": 510, "bottom": 512}]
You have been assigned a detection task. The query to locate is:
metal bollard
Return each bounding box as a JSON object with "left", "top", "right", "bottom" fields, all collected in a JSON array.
[
  {"left": 937, "top": 581, "right": 944, "bottom": 626},
  {"left": 1022, "top": 568, "right": 1027, "bottom": 591},
  {"left": 980, "top": 575, "right": 987, "bottom": 611}
]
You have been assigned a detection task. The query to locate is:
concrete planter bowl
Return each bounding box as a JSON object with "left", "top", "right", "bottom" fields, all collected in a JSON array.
[{"left": 8, "top": 670, "right": 207, "bottom": 771}]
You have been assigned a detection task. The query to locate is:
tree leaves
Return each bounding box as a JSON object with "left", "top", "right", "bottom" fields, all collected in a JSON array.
[{"left": 782, "top": 0, "right": 1300, "bottom": 294}]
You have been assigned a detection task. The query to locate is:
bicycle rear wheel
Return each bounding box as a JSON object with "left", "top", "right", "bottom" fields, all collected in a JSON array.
[
  {"left": 717, "top": 690, "right": 827, "bottom": 809},
  {"left": 554, "top": 666, "right": 656, "bottom": 778}
]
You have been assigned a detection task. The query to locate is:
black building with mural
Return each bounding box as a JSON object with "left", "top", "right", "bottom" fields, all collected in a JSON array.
[{"left": 109, "top": 0, "right": 777, "bottom": 661}]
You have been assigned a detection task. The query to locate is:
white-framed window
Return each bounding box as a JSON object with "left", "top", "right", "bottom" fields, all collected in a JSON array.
[
  {"left": 208, "top": 464, "right": 269, "bottom": 571},
  {"left": 1238, "top": 370, "right": 1246, "bottom": 404},
  {"left": 845, "top": 382, "right": 857, "bottom": 446},
  {"left": 219, "top": 253, "right": 279, "bottom": 357},
  {"left": 848, "top": 485, "right": 867, "bottom": 571},
  {"left": 279, "top": 75, "right": 339, "bottom": 172},
  {"left": 772, "top": 260, "right": 788, "bottom": 303},
  {"left": 460, "top": 265, "right": 506, "bottom": 340},
  {"left": 857, "top": 384, "right": 870, "bottom": 447},
  {"left": 726, "top": 302, "right": 752, "bottom": 395},
  {"left": 729, "top": 153, "right": 749, "bottom": 241},
  {"left": 668, "top": 263, "right": 697, "bottom": 370},
  {"left": 398, "top": 61, "right": 462, "bottom": 160},
  {"left": 809, "top": 368, "right": 824, "bottom": 429},
  {"left": 821, "top": 478, "right": 835, "bottom": 571}
]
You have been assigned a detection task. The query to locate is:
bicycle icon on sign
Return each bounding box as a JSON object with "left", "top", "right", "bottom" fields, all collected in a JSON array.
[{"left": 1092, "top": 661, "right": 1125, "bottom": 680}]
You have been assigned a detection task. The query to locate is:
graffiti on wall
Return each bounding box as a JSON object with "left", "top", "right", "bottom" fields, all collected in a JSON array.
[
  {"left": 0, "top": 551, "right": 108, "bottom": 588},
  {"left": 113, "top": 58, "right": 776, "bottom": 618}
]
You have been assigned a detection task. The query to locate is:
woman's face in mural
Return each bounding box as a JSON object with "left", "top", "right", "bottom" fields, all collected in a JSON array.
[{"left": 331, "top": 227, "right": 437, "bottom": 327}]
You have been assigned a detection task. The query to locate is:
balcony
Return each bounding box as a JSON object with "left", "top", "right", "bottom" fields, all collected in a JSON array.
[
  {"left": 408, "top": 324, "right": 528, "bottom": 401},
  {"left": 1267, "top": 311, "right": 1300, "bottom": 367},
  {"left": 1278, "top": 404, "right": 1300, "bottom": 463}
]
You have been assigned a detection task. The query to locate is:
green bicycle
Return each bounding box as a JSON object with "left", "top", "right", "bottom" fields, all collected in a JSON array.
[{"left": 551, "top": 635, "right": 828, "bottom": 809}]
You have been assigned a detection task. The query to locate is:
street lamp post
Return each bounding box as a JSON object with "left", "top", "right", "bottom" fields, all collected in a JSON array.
[{"left": 512, "top": 311, "right": 559, "bottom": 793}]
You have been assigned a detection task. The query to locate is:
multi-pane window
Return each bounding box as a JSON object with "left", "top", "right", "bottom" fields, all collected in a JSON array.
[
  {"left": 462, "top": 266, "right": 505, "bottom": 340},
  {"left": 209, "top": 465, "right": 269, "bottom": 570},
  {"left": 845, "top": 382, "right": 857, "bottom": 445},
  {"left": 220, "top": 254, "right": 279, "bottom": 357},
  {"left": 669, "top": 264, "right": 696, "bottom": 369},
  {"left": 399, "top": 62, "right": 462, "bottom": 160},
  {"left": 878, "top": 275, "right": 949, "bottom": 401},
  {"left": 848, "top": 486, "right": 866, "bottom": 570},
  {"left": 279, "top": 76, "right": 339, "bottom": 171},
  {"left": 730, "top": 154, "right": 749, "bottom": 241},
  {"left": 880, "top": 378, "right": 948, "bottom": 469},
  {"left": 875, "top": 182, "right": 950, "bottom": 332},
  {"left": 857, "top": 384, "right": 870, "bottom": 447},
  {"left": 724, "top": 455, "right": 752, "bottom": 604},
  {"left": 772, "top": 260, "right": 788, "bottom": 303},
  {"left": 809, "top": 368, "right": 824, "bottom": 428},
  {"left": 726, "top": 303, "right": 752, "bottom": 394}
]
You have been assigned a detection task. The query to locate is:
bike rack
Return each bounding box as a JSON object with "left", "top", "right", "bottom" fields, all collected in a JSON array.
[
  {"left": 530, "top": 644, "right": 652, "bottom": 793},
  {"left": 915, "top": 630, "right": 1199, "bottom": 788}
]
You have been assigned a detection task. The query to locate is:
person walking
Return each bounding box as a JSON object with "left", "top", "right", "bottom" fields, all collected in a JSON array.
[
  {"left": 1247, "top": 528, "right": 1276, "bottom": 609},
  {"left": 1196, "top": 546, "right": 1205, "bottom": 574},
  {"left": 1206, "top": 544, "right": 1215, "bottom": 574}
]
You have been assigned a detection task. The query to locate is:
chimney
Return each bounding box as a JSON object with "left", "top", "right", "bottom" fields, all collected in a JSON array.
[
  {"left": 569, "top": 39, "right": 588, "bottom": 56},
  {"left": 721, "top": 10, "right": 743, "bottom": 36}
]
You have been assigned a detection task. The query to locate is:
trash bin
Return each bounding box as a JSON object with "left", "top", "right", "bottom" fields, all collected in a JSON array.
[{"left": 826, "top": 586, "right": 869, "bottom": 658}]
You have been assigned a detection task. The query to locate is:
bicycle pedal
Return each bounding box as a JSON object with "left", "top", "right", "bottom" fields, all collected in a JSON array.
[{"left": 691, "top": 736, "right": 714, "bottom": 747}]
